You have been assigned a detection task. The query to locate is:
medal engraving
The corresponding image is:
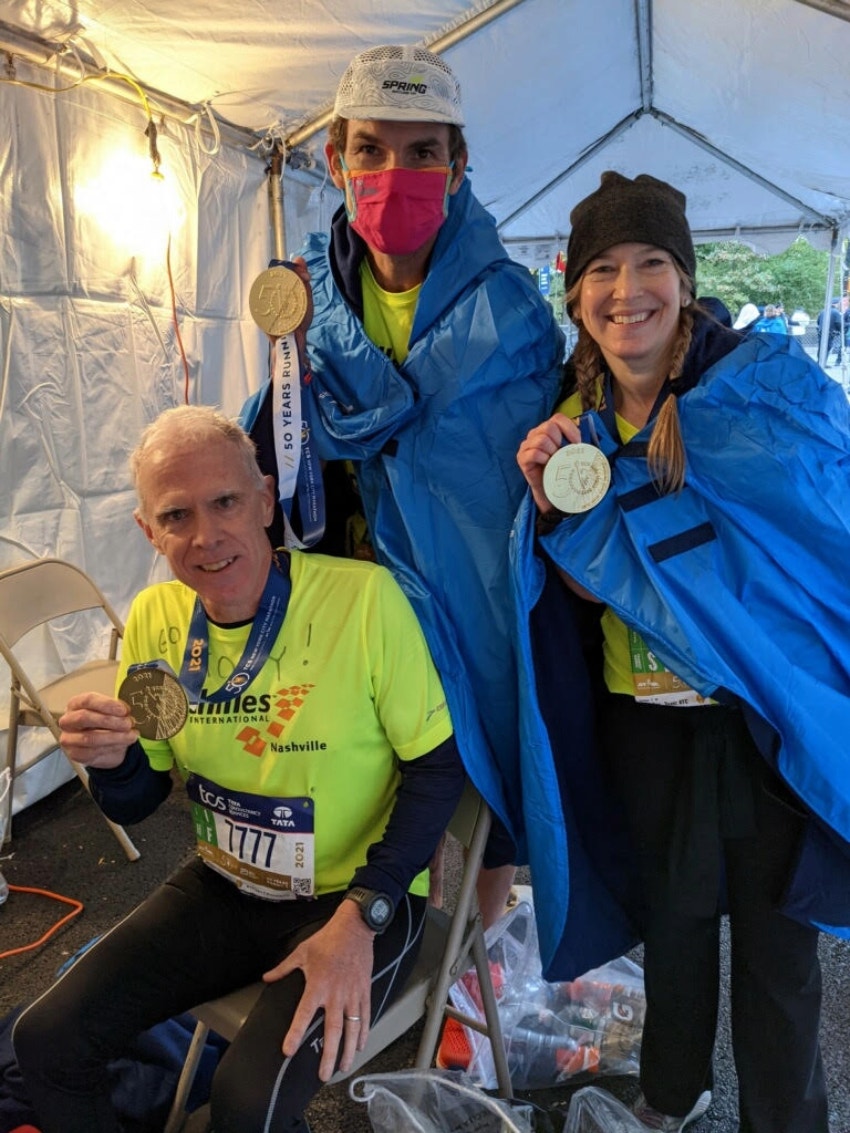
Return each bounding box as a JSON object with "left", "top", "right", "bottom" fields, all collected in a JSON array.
[
  {"left": 249, "top": 266, "right": 309, "bottom": 337},
  {"left": 119, "top": 667, "right": 189, "bottom": 741},
  {"left": 543, "top": 443, "right": 611, "bottom": 513}
]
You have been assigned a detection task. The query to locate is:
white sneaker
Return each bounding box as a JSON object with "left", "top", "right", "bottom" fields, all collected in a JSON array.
[{"left": 632, "top": 1089, "right": 711, "bottom": 1131}]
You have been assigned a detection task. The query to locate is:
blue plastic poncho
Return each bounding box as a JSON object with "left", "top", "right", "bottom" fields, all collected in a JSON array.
[
  {"left": 513, "top": 332, "right": 850, "bottom": 978},
  {"left": 242, "top": 179, "right": 564, "bottom": 843}
]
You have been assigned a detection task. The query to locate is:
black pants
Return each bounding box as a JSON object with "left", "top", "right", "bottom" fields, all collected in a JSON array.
[
  {"left": 13, "top": 858, "right": 426, "bottom": 1133},
  {"left": 600, "top": 696, "right": 827, "bottom": 1133}
]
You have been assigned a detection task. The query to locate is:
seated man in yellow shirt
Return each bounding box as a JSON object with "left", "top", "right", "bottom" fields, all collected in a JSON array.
[{"left": 13, "top": 405, "right": 465, "bottom": 1133}]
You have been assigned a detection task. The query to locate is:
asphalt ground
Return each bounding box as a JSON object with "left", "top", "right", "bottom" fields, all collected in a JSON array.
[{"left": 2, "top": 776, "right": 850, "bottom": 1131}]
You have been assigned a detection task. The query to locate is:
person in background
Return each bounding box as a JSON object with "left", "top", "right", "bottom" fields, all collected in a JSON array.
[
  {"left": 732, "top": 301, "right": 760, "bottom": 331},
  {"left": 516, "top": 171, "right": 850, "bottom": 1132},
  {"left": 815, "top": 299, "right": 842, "bottom": 363},
  {"left": 750, "top": 302, "right": 787, "bottom": 334},
  {"left": 241, "top": 46, "right": 564, "bottom": 936},
  {"left": 787, "top": 308, "right": 810, "bottom": 337},
  {"left": 693, "top": 295, "right": 731, "bottom": 327},
  {"left": 14, "top": 406, "right": 465, "bottom": 1133}
]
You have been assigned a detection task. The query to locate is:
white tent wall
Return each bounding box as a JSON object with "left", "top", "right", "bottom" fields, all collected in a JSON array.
[{"left": 0, "top": 63, "right": 329, "bottom": 813}]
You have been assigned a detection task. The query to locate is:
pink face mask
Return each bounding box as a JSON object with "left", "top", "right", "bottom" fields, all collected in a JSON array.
[{"left": 342, "top": 164, "right": 454, "bottom": 256}]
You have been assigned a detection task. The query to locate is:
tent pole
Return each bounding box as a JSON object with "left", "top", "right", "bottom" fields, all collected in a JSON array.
[
  {"left": 286, "top": 0, "right": 531, "bottom": 149},
  {"left": 818, "top": 228, "right": 839, "bottom": 369},
  {"left": 267, "top": 144, "right": 286, "bottom": 262},
  {"left": 0, "top": 18, "right": 257, "bottom": 151},
  {"left": 652, "top": 110, "right": 829, "bottom": 226},
  {"left": 791, "top": 0, "right": 850, "bottom": 23}
]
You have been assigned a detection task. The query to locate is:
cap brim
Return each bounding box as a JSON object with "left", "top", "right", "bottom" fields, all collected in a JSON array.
[{"left": 335, "top": 103, "right": 464, "bottom": 126}]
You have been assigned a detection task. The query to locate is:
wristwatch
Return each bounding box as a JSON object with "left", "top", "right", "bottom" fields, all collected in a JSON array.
[{"left": 345, "top": 887, "right": 394, "bottom": 933}]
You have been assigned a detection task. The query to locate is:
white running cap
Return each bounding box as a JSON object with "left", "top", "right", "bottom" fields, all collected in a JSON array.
[{"left": 334, "top": 44, "right": 464, "bottom": 127}]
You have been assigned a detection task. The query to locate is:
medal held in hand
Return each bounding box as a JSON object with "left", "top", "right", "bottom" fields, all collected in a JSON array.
[
  {"left": 119, "top": 664, "right": 189, "bottom": 741},
  {"left": 249, "top": 265, "right": 309, "bottom": 337},
  {"left": 543, "top": 443, "right": 611, "bottom": 513}
]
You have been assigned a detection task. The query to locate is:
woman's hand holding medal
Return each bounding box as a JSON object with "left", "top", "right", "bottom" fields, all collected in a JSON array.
[
  {"left": 517, "top": 412, "right": 582, "bottom": 513},
  {"left": 58, "top": 692, "right": 140, "bottom": 770},
  {"left": 518, "top": 412, "right": 612, "bottom": 516}
]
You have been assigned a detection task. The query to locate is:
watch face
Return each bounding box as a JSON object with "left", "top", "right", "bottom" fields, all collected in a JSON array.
[{"left": 370, "top": 895, "right": 393, "bottom": 927}]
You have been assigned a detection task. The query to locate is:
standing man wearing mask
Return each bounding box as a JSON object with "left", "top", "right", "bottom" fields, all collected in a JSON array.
[{"left": 242, "top": 45, "right": 564, "bottom": 941}]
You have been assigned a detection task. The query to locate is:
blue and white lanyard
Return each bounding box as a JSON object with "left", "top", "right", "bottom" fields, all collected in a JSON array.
[
  {"left": 179, "top": 557, "right": 291, "bottom": 707},
  {"left": 267, "top": 260, "right": 325, "bottom": 549}
]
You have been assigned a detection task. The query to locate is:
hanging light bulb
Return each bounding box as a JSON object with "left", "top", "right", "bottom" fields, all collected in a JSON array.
[{"left": 75, "top": 141, "right": 183, "bottom": 259}]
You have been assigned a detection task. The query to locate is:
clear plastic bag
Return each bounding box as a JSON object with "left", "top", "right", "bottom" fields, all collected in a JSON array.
[
  {"left": 450, "top": 898, "right": 645, "bottom": 1089},
  {"left": 563, "top": 1085, "right": 645, "bottom": 1132},
  {"left": 349, "top": 1069, "right": 542, "bottom": 1133}
]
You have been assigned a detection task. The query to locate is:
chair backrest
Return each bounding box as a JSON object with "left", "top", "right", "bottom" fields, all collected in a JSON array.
[
  {"left": 445, "top": 777, "right": 484, "bottom": 850},
  {"left": 0, "top": 557, "right": 139, "bottom": 861},
  {"left": 0, "top": 558, "right": 123, "bottom": 648}
]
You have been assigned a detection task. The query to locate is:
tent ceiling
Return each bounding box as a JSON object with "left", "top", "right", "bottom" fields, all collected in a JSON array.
[{"left": 4, "top": 0, "right": 850, "bottom": 263}]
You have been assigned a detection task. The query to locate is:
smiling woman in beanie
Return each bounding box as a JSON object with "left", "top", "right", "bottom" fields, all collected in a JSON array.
[
  {"left": 563, "top": 171, "right": 700, "bottom": 495},
  {"left": 515, "top": 170, "right": 850, "bottom": 1132}
]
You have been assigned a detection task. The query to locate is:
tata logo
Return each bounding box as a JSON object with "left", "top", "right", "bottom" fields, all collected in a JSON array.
[
  {"left": 273, "top": 806, "right": 293, "bottom": 820},
  {"left": 198, "top": 784, "right": 226, "bottom": 811}
]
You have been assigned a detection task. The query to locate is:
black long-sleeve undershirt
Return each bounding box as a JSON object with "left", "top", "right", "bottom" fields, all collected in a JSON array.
[{"left": 87, "top": 741, "right": 172, "bottom": 824}]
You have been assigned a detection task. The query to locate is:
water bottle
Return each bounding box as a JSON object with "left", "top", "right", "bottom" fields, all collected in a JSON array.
[{"left": 0, "top": 869, "right": 8, "bottom": 905}]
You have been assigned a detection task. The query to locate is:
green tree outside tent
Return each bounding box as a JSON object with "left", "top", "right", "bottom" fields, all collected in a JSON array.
[
  {"left": 536, "top": 236, "right": 846, "bottom": 331},
  {"left": 695, "top": 237, "right": 840, "bottom": 319}
]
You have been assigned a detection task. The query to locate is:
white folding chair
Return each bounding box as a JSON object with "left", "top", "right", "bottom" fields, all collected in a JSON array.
[
  {"left": 0, "top": 557, "right": 139, "bottom": 861},
  {"left": 163, "top": 781, "right": 511, "bottom": 1133}
]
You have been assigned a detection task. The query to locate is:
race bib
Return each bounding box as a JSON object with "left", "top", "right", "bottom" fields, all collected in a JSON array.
[
  {"left": 187, "top": 773, "right": 315, "bottom": 899},
  {"left": 629, "top": 629, "right": 714, "bottom": 708}
]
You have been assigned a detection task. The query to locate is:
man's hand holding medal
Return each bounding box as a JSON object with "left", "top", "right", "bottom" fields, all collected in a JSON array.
[
  {"left": 249, "top": 259, "right": 314, "bottom": 345},
  {"left": 58, "top": 691, "right": 141, "bottom": 770}
]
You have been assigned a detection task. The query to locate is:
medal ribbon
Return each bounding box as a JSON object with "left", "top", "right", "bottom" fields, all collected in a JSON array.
[
  {"left": 268, "top": 260, "right": 325, "bottom": 549},
  {"left": 179, "top": 557, "right": 292, "bottom": 707},
  {"left": 598, "top": 370, "right": 670, "bottom": 443}
]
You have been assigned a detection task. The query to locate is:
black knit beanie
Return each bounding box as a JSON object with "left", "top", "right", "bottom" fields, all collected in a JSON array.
[{"left": 564, "top": 171, "right": 696, "bottom": 298}]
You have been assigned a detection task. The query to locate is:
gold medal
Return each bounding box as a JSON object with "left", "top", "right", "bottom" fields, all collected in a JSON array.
[
  {"left": 543, "top": 443, "right": 611, "bottom": 513},
  {"left": 249, "top": 265, "right": 309, "bottom": 337},
  {"left": 119, "top": 666, "right": 189, "bottom": 741}
]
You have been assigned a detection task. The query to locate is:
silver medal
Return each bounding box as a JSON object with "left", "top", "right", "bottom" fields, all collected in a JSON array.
[{"left": 543, "top": 443, "right": 611, "bottom": 513}]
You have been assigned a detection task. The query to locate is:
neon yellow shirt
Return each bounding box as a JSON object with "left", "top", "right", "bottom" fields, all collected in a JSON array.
[
  {"left": 117, "top": 551, "right": 452, "bottom": 897},
  {"left": 361, "top": 260, "right": 420, "bottom": 365}
]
